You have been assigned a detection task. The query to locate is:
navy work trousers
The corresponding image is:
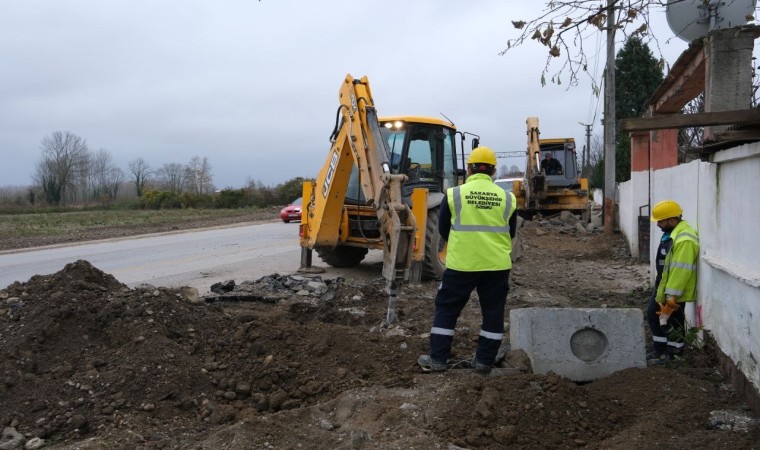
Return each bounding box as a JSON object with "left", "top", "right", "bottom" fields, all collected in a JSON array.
[
  {"left": 429, "top": 268, "right": 510, "bottom": 365},
  {"left": 646, "top": 291, "right": 686, "bottom": 354}
]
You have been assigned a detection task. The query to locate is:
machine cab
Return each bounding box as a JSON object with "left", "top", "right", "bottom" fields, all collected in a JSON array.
[
  {"left": 344, "top": 116, "right": 460, "bottom": 203},
  {"left": 539, "top": 139, "right": 581, "bottom": 189}
]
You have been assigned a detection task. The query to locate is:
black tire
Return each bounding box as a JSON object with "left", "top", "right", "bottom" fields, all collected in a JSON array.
[
  {"left": 422, "top": 206, "right": 446, "bottom": 280},
  {"left": 283, "top": 219, "right": 290, "bottom": 223},
  {"left": 316, "top": 246, "right": 368, "bottom": 268}
]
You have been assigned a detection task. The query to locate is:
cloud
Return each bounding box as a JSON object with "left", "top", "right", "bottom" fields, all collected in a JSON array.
[{"left": 0, "top": 1, "right": 688, "bottom": 189}]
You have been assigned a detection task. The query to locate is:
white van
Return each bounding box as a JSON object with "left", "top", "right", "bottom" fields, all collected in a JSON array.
[{"left": 494, "top": 177, "right": 521, "bottom": 193}]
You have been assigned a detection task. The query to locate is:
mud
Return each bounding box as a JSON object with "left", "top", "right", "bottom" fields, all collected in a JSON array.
[{"left": 1, "top": 218, "right": 758, "bottom": 449}]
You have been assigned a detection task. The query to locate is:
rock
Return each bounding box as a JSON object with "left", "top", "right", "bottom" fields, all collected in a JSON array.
[
  {"left": 69, "top": 414, "right": 88, "bottom": 431},
  {"left": 23, "top": 438, "right": 44, "bottom": 450},
  {"left": 535, "top": 228, "right": 548, "bottom": 236},
  {"left": 560, "top": 211, "right": 576, "bottom": 224},
  {"left": 210, "top": 280, "right": 235, "bottom": 294},
  {"left": 209, "top": 404, "right": 237, "bottom": 424},
  {"left": 318, "top": 419, "right": 335, "bottom": 431},
  {"left": 708, "top": 410, "right": 760, "bottom": 432},
  {"left": 306, "top": 281, "right": 328, "bottom": 294},
  {"left": 350, "top": 430, "right": 370, "bottom": 449},
  {"left": 511, "top": 234, "right": 523, "bottom": 262},
  {"left": 475, "top": 400, "right": 493, "bottom": 419},
  {"left": 281, "top": 399, "right": 301, "bottom": 410},
  {"left": 0, "top": 427, "right": 25, "bottom": 450},
  {"left": 179, "top": 287, "right": 202, "bottom": 305},
  {"left": 268, "top": 390, "right": 288, "bottom": 411},
  {"left": 493, "top": 425, "right": 518, "bottom": 444},
  {"left": 251, "top": 393, "right": 269, "bottom": 411}
]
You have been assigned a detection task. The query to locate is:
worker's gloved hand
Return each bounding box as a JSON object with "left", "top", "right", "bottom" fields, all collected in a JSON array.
[{"left": 656, "top": 297, "right": 680, "bottom": 325}]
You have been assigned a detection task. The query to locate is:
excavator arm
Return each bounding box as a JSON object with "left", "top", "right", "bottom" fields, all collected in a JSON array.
[
  {"left": 301, "top": 74, "right": 416, "bottom": 324},
  {"left": 524, "top": 116, "right": 547, "bottom": 206}
]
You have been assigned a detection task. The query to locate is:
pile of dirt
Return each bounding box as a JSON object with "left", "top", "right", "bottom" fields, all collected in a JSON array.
[{"left": 1, "top": 223, "right": 759, "bottom": 449}]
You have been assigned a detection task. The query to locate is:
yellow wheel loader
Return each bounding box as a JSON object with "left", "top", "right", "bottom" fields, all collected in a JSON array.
[{"left": 299, "top": 75, "right": 478, "bottom": 323}]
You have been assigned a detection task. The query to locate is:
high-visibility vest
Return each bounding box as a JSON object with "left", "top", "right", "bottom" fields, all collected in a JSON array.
[
  {"left": 445, "top": 173, "right": 517, "bottom": 271},
  {"left": 656, "top": 220, "right": 699, "bottom": 303}
]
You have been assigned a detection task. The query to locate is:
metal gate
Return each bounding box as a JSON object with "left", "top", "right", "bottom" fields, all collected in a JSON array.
[{"left": 638, "top": 205, "right": 650, "bottom": 263}]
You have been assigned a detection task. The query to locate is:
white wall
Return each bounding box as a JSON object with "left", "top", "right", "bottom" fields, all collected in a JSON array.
[
  {"left": 697, "top": 144, "right": 760, "bottom": 392},
  {"left": 591, "top": 188, "right": 603, "bottom": 206},
  {"left": 617, "top": 171, "right": 652, "bottom": 259},
  {"left": 619, "top": 143, "right": 760, "bottom": 392}
]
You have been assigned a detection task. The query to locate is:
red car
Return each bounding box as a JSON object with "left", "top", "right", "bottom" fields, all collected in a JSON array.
[{"left": 279, "top": 197, "right": 302, "bottom": 223}]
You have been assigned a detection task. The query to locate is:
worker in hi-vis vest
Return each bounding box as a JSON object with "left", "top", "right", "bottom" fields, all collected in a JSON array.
[
  {"left": 418, "top": 146, "right": 517, "bottom": 375},
  {"left": 647, "top": 199, "right": 699, "bottom": 365}
]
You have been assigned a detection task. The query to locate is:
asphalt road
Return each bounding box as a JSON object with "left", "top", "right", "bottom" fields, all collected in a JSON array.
[{"left": 0, "top": 222, "right": 384, "bottom": 294}]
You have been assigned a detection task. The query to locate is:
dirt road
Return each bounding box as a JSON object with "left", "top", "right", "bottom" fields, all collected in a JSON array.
[{"left": 1, "top": 214, "right": 758, "bottom": 449}]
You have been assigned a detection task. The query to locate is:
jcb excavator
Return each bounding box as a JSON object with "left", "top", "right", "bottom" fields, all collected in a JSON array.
[
  {"left": 513, "top": 117, "right": 590, "bottom": 221},
  {"left": 299, "top": 74, "right": 478, "bottom": 324}
]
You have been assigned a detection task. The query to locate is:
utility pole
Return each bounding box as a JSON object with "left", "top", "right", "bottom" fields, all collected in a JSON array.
[
  {"left": 603, "top": 0, "right": 616, "bottom": 235},
  {"left": 578, "top": 122, "right": 592, "bottom": 176}
]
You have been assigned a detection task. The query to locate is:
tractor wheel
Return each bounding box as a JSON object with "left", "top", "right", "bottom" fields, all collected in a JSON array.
[
  {"left": 422, "top": 206, "right": 446, "bottom": 280},
  {"left": 315, "top": 246, "right": 368, "bottom": 268}
]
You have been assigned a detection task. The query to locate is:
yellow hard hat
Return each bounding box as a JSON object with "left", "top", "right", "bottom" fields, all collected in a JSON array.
[
  {"left": 466, "top": 146, "right": 497, "bottom": 166},
  {"left": 651, "top": 200, "right": 683, "bottom": 222}
]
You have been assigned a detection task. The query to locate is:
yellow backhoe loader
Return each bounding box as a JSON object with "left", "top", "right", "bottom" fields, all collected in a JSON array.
[
  {"left": 513, "top": 117, "right": 591, "bottom": 221},
  {"left": 299, "top": 74, "right": 478, "bottom": 323}
]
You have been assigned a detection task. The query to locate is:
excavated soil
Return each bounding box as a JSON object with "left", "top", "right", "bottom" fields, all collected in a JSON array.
[{"left": 1, "top": 217, "right": 759, "bottom": 449}]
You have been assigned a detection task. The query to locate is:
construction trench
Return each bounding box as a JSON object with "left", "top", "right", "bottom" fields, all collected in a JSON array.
[{"left": 1, "top": 215, "right": 759, "bottom": 449}]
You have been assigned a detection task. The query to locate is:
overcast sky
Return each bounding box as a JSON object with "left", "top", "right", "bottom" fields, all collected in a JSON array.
[{"left": 0, "top": 1, "right": 692, "bottom": 190}]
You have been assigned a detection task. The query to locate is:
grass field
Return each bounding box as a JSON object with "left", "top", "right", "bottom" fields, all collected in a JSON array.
[{"left": 0, "top": 208, "right": 265, "bottom": 240}]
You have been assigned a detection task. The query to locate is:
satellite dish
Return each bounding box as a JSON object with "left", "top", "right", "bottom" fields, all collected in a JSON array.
[{"left": 666, "top": 0, "right": 757, "bottom": 42}]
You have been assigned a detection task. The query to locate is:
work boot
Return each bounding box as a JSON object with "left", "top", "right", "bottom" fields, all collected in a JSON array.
[
  {"left": 646, "top": 349, "right": 664, "bottom": 361},
  {"left": 418, "top": 355, "right": 447, "bottom": 372},
  {"left": 471, "top": 357, "right": 493, "bottom": 375},
  {"left": 648, "top": 352, "right": 675, "bottom": 366}
]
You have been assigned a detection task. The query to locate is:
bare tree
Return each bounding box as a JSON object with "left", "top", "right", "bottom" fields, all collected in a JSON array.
[
  {"left": 679, "top": 93, "right": 704, "bottom": 163},
  {"left": 155, "top": 163, "right": 185, "bottom": 193},
  {"left": 128, "top": 158, "right": 152, "bottom": 197},
  {"left": 70, "top": 150, "right": 91, "bottom": 205},
  {"left": 88, "top": 149, "right": 107, "bottom": 203},
  {"left": 33, "top": 131, "right": 89, "bottom": 206},
  {"left": 88, "top": 149, "right": 125, "bottom": 204},
  {"left": 185, "top": 156, "right": 214, "bottom": 195},
  {"left": 507, "top": 164, "right": 524, "bottom": 178},
  {"left": 588, "top": 134, "right": 605, "bottom": 188},
  {"left": 0, "top": 185, "right": 31, "bottom": 206},
  {"left": 104, "top": 167, "right": 125, "bottom": 202},
  {"left": 502, "top": 1, "right": 662, "bottom": 87}
]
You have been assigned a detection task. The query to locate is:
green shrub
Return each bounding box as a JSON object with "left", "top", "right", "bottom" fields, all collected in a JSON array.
[
  {"left": 215, "top": 189, "right": 249, "bottom": 208},
  {"left": 141, "top": 189, "right": 182, "bottom": 209}
]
